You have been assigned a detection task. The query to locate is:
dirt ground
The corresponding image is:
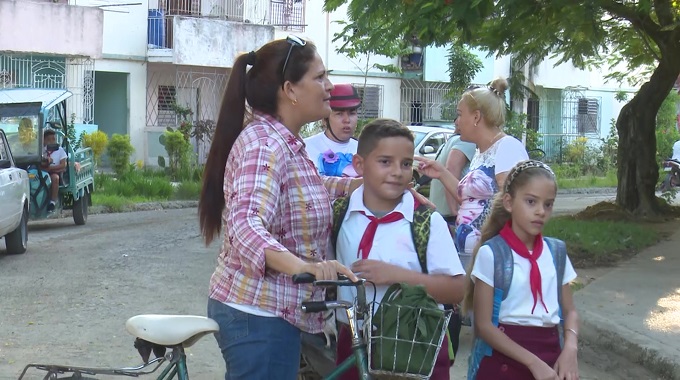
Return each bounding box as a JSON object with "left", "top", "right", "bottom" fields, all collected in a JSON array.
[{"left": 0, "top": 209, "right": 664, "bottom": 380}]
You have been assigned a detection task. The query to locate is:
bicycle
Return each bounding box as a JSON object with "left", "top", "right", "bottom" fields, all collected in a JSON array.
[
  {"left": 293, "top": 273, "right": 451, "bottom": 380},
  {"left": 17, "top": 314, "right": 219, "bottom": 380}
]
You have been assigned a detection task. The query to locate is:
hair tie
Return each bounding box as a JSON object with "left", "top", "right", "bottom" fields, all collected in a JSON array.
[
  {"left": 245, "top": 51, "right": 257, "bottom": 66},
  {"left": 487, "top": 85, "right": 502, "bottom": 97},
  {"left": 504, "top": 160, "right": 555, "bottom": 193}
]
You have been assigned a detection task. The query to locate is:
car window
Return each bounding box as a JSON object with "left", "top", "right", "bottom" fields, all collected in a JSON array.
[
  {"left": 412, "top": 132, "right": 427, "bottom": 147},
  {"left": 421, "top": 132, "right": 448, "bottom": 153},
  {"left": 0, "top": 134, "right": 9, "bottom": 161}
]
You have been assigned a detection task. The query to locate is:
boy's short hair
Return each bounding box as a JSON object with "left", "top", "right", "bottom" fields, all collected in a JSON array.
[
  {"left": 357, "top": 118, "right": 414, "bottom": 156},
  {"left": 44, "top": 129, "right": 56, "bottom": 138}
]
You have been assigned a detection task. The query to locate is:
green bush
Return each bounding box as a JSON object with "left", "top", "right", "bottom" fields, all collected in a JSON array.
[
  {"left": 656, "top": 91, "right": 680, "bottom": 163},
  {"left": 173, "top": 181, "right": 202, "bottom": 200},
  {"left": 108, "top": 134, "right": 135, "bottom": 177},
  {"left": 504, "top": 111, "right": 541, "bottom": 152},
  {"left": 162, "top": 130, "right": 192, "bottom": 181}
]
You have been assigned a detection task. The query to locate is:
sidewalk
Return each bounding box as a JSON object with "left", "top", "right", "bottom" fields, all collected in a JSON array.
[{"left": 574, "top": 227, "right": 680, "bottom": 379}]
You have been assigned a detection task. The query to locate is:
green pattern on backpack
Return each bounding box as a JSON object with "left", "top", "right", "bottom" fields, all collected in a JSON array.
[{"left": 330, "top": 197, "right": 432, "bottom": 274}]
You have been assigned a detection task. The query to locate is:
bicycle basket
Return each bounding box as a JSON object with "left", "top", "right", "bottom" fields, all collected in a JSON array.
[{"left": 366, "top": 301, "right": 452, "bottom": 379}]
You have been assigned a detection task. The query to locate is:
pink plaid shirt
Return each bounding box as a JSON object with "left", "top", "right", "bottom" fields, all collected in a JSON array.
[{"left": 209, "top": 112, "right": 352, "bottom": 333}]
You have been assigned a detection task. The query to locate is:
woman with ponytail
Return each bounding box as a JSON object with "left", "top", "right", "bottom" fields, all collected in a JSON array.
[{"left": 198, "top": 37, "right": 360, "bottom": 380}]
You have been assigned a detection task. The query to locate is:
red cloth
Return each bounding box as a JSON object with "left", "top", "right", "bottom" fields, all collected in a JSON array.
[
  {"left": 476, "top": 323, "right": 560, "bottom": 379},
  {"left": 335, "top": 324, "right": 450, "bottom": 380},
  {"left": 357, "top": 211, "right": 404, "bottom": 259},
  {"left": 499, "top": 221, "right": 548, "bottom": 314}
]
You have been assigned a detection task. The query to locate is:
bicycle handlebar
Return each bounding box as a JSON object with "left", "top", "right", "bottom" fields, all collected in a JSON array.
[
  {"left": 293, "top": 273, "right": 369, "bottom": 316},
  {"left": 292, "top": 273, "right": 365, "bottom": 287}
]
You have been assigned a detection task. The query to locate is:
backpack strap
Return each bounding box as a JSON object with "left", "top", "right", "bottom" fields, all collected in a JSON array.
[
  {"left": 544, "top": 237, "right": 568, "bottom": 348},
  {"left": 410, "top": 202, "right": 433, "bottom": 274},
  {"left": 331, "top": 197, "right": 350, "bottom": 252}
]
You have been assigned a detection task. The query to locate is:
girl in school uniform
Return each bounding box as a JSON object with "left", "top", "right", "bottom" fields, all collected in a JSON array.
[{"left": 465, "top": 160, "right": 580, "bottom": 380}]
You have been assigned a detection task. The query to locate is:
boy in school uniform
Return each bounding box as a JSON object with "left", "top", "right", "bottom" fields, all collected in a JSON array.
[{"left": 332, "top": 118, "right": 466, "bottom": 380}]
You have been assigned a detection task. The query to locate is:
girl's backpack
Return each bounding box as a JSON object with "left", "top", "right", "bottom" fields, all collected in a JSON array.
[{"left": 467, "top": 235, "right": 568, "bottom": 380}]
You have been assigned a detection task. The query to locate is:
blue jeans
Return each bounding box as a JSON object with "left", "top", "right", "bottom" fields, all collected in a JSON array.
[{"left": 207, "top": 298, "right": 302, "bottom": 380}]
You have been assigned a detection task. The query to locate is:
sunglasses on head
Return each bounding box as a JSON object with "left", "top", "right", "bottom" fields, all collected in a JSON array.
[{"left": 281, "top": 35, "right": 307, "bottom": 79}]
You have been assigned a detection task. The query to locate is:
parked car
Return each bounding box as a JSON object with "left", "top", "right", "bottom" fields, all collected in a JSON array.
[
  {"left": 0, "top": 129, "right": 29, "bottom": 254},
  {"left": 406, "top": 125, "right": 455, "bottom": 159}
]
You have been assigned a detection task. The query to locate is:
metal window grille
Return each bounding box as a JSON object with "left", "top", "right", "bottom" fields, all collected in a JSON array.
[
  {"left": 400, "top": 79, "right": 454, "bottom": 124},
  {"left": 352, "top": 83, "right": 383, "bottom": 119},
  {"left": 0, "top": 54, "right": 95, "bottom": 124}
]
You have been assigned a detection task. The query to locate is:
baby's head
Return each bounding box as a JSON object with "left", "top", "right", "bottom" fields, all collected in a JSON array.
[{"left": 354, "top": 119, "right": 415, "bottom": 206}]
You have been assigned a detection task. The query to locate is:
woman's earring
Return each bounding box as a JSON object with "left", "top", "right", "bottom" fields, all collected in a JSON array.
[{"left": 292, "top": 99, "right": 298, "bottom": 106}]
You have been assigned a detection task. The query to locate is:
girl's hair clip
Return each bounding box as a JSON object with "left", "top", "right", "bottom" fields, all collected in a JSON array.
[{"left": 504, "top": 160, "right": 555, "bottom": 193}]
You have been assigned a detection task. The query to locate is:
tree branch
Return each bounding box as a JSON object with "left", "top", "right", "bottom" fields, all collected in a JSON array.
[
  {"left": 597, "top": 0, "right": 662, "bottom": 40},
  {"left": 653, "top": 0, "right": 674, "bottom": 26}
]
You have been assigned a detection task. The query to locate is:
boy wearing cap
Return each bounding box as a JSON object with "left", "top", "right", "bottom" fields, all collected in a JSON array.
[{"left": 304, "top": 84, "right": 362, "bottom": 177}]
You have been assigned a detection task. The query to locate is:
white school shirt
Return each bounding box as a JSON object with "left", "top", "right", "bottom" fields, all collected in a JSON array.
[
  {"left": 44, "top": 146, "right": 67, "bottom": 167},
  {"left": 334, "top": 186, "right": 466, "bottom": 324},
  {"left": 470, "top": 242, "right": 577, "bottom": 327}
]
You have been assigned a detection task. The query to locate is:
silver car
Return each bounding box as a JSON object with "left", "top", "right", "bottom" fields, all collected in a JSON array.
[{"left": 406, "top": 125, "right": 455, "bottom": 159}]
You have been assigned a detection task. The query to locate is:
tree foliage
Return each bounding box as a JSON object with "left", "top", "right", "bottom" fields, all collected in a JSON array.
[{"left": 325, "top": 0, "right": 680, "bottom": 215}]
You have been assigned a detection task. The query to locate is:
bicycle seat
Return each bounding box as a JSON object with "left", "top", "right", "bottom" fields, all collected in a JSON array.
[{"left": 126, "top": 315, "right": 219, "bottom": 348}]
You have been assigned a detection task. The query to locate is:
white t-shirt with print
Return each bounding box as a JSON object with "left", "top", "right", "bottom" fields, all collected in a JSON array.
[
  {"left": 333, "top": 186, "right": 466, "bottom": 323},
  {"left": 470, "top": 242, "right": 577, "bottom": 327},
  {"left": 304, "top": 132, "right": 359, "bottom": 177}
]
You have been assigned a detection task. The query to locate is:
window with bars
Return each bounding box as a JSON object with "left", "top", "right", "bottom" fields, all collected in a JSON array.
[
  {"left": 577, "top": 98, "right": 599, "bottom": 134},
  {"left": 158, "top": 85, "right": 177, "bottom": 111},
  {"left": 353, "top": 84, "right": 383, "bottom": 119}
]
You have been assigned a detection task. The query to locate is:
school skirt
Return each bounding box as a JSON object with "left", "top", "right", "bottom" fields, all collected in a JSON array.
[
  {"left": 336, "top": 323, "right": 450, "bottom": 380},
  {"left": 476, "top": 323, "right": 561, "bottom": 380}
]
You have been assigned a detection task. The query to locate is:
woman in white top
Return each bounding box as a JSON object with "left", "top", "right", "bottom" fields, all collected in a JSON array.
[
  {"left": 304, "top": 84, "right": 361, "bottom": 177},
  {"left": 415, "top": 78, "right": 529, "bottom": 263}
]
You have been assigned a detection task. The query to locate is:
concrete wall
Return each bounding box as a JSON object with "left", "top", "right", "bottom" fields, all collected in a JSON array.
[
  {"left": 69, "top": 0, "right": 148, "bottom": 58},
  {"left": 0, "top": 0, "right": 103, "bottom": 58},
  {"left": 173, "top": 17, "right": 274, "bottom": 67}
]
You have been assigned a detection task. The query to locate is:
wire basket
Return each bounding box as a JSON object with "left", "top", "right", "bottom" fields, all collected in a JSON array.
[{"left": 366, "top": 302, "right": 452, "bottom": 379}]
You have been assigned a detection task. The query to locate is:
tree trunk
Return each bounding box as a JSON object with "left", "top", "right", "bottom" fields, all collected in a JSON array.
[{"left": 616, "top": 44, "right": 680, "bottom": 216}]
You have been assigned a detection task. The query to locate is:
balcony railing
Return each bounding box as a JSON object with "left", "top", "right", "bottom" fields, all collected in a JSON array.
[{"left": 148, "top": 0, "right": 305, "bottom": 49}]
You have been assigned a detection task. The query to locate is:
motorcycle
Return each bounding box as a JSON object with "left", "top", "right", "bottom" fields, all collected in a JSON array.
[{"left": 660, "top": 158, "right": 680, "bottom": 192}]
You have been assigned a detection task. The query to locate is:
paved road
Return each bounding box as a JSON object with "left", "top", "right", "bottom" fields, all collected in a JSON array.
[{"left": 0, "top": 198, "right": 662, "bottom": 379}]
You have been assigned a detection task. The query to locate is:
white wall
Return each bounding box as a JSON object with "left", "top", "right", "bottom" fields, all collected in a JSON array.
[
  {"left": 0, "top": 0, "right": 103, "bottom": 58},
  {"left": 70, "top": 0, "right": 147, "bottom": 58},
  {"left": 173, "top": 17, "right": 275, "bottom": 67},
  {"left": 94, "top": 59, "right": 147, "bottom": 162}
]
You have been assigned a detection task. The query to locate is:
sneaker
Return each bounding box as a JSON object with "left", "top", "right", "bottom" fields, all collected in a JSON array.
[{"left": 47, "top": 201, "right": 55, "bottom": 212}]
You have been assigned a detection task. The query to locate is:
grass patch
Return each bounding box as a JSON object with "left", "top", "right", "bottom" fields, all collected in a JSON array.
[
  {"left": 545, "top": 216, "right": 660, "bottom": 268},
  {"left": 91, "top": 194, "right": 151, "bottom": 212},
  {"left": 173, "top": 181, "right": 202, "bottom": 200},
  {"left": 556, "top": 170, "right": 617, "bottom": 189}
]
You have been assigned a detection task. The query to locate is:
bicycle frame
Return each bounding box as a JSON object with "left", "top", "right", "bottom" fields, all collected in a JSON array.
[{"left": 294, "top": 273, "right": 373, "bottom": 380}]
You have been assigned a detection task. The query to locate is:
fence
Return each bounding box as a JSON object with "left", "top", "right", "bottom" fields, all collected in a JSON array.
[
  {"left": 0, "top": 54, "right": 95, "bottom": 124},
  {"left": 148, "top": 0, "right": 304, "bottom": 49}
]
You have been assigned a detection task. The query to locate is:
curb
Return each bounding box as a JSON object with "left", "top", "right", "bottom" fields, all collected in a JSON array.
[
  {"left": 579, "top": 307, "right": 680, "bottom": 380},
  {"left": 90, "top": 200, "right": 198, "bottom": 215},
  {"left": 557, "top": 187, "right": 617, "bottom": 195}
]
